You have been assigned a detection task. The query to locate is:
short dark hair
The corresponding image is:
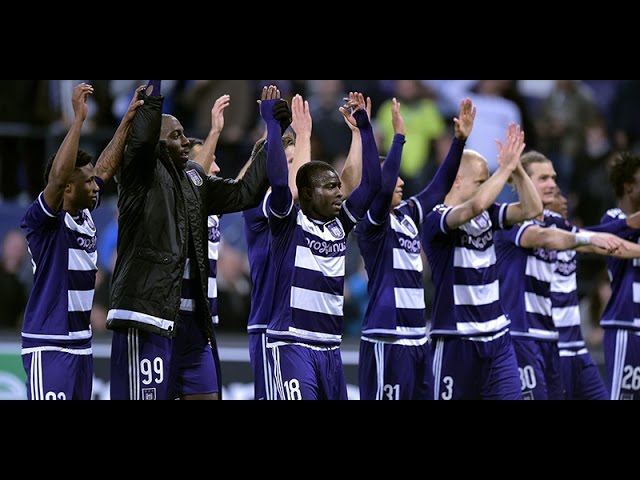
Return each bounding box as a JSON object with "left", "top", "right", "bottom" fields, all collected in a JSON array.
[
  {"left": 187, "top": 137, "right": 204, "bottom": 149},
  {"left": 296, "top": 161, "right": 337, "bottom": 191},
  {"left": 610, "top": 151, "right": 640, "bottom": 199},
  {"left": 249, "top": 134, "right": 296, "bottom": 164},
  {"left": 43, "top": 149, "right": 94, "bottom": 186}
]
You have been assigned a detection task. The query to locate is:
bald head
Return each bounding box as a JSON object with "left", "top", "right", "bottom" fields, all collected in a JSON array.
[
  {"left": 161, "top": 114, "right": 180, "bottom": 141},
  {"left": 459, "top": 149, "right": 489, "bottom": 178},
  {"left": 447, "top": 149, "right": 490, "bottom": 204}
]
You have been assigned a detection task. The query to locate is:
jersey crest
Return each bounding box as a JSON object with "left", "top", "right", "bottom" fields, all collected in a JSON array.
[
  {"left": 326, "top": 220, "right": 344, "bottom": 240},
  {"left": 186, "top": 169, "right": 203, "bottom": 187}
]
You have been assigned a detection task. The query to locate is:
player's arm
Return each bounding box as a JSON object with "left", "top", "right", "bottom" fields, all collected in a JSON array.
[
  {"left": 120, "top": 80, "right": 164, "bottom": 183},
  {"left": 94, "top": 85, "right": 145, "bottom": 184},
  {"left": 340, "top": 92, "right": 382, "bottom": 219},
  {"left": 340, "top": 95, "right": 371, "bottom": 199},
  {"left": 367, "top": 97, "right": 405, "bottom": 223},
  {"left": 446, "top": 124, "right": 525, "bottom": 230},
  {"left": 585, "top": 211, "right": 640, "bottom": 238},
  {"left": 203, "top": 88, "right": 290, "bottom": 215},
  {"left": 235, "top": 139, "right": 266, "bottom": 181},
  {"left": 414, "top": 98, "right": 475, "bottom": 214},
  {"left": 520, "top": 226, "right": 624, "bottom": 253},
  {"left": 43, "top": 83, "right": 93, "bottom": 211},
  {"left": 289, "top": 94, "right": 312, "bottom": 201},
  {"left": 504, "top": 161, "right": 544, "bottom": 226},
  {"left": 587, "top": 237, "right": 640, "bottom": 258},
  {"left": 261, "top": 86, "right": 292, "bottom": 216},
  {"left": 193, "top": 95, "right": 230, "bottom": 174}
]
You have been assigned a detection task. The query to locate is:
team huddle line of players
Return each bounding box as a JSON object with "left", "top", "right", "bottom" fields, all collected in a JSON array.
[{"left": 19, "top": 81, "right": 640, "bottom": 400}]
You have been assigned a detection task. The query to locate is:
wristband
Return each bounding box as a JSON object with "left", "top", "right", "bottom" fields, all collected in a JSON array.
[{"left": 575, "top": 231, "right": 594, "bottom": 246}]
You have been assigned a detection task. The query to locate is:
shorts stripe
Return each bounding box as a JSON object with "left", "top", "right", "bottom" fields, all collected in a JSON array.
[
  {"left": 128, "top": 329, "right": 140, "bottom": 400},
  {"left": 612, "top": 330, "right": 628, "bottom": 400},
  {"left": 375, "top": 343, "right": 385, "bottom": 400},
  {"left": 432, "top": 339, "right": 444, "bottom": 400},
  {"left": 271, "top": 346, "right": 286, "bottom": 400},
  {"left": 261, "top": 333, "right": 272, "bottom": 401}
]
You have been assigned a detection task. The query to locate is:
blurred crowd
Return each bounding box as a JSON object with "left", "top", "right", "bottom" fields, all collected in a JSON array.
[{"left": 1, "top": 79, "right": 638, "bottom": 348}]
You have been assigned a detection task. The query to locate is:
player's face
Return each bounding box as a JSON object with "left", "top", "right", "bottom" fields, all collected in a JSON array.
[
  {"left": 208, "top": 155, "right": 220, "bottom": 176},
  {"left": 69, "top": 163, "right": 99, "bottom": 210},
  {"left": 161, "top": 116, "right": 190, "bottom": 170},
  {"left": 625, "top": 168, "right": 640, "bottom": 206},
  {"left": 457, "top": 159, "right": 489, "bottom": 203},
  {"left": 547, "top": 189, "right": 568, "bottom": 218},
  {"left": 528, "top": 161, "right": 557, "bottom": 206},
  {"left": 285, "top": 145, "right": 296, "bottom": 169},
  {"left": 308, "top": 169, "right": 343, "bottom": 222},
  {"left": 392, "top": 177, "right": 405, "bottom": 208}
]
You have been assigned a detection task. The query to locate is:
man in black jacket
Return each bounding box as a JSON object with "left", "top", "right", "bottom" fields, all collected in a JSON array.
[{"left": 107, "top": 81, "right": 285, "bottom": 400}]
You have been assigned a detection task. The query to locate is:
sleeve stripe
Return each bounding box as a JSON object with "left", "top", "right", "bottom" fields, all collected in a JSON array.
[
  {"left": 270, "top": 198, "right": 294, "bottom": 219},
  {"left": 499, "top": 203, "right": 509, "bottom": 230},
  {"left": 366, "top": 211, "right": 383, "bottom": 226},
  {"left": 37, "top": 193, "right": 56, "bottom": 218},
  {"left": 342, "top": 202, "right": 358, "bottom": 223},
  {"left": 410, "top": 196, "right": 424, "bottom": 224},
  {"left": 262, "top": 191, "right": 272, "bottom": 218}
]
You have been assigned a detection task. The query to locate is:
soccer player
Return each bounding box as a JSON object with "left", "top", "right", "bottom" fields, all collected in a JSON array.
[
  {"left": 264, "top": 89, "right": 381, "bottom": 400},
  {"left": 243, "top": 93, "right": 310, "bottom": 400},
  {"left": 20, "top": 82, "right": 144, "bottom": 400},
  {"left": 424, "top": 123, "right": 541, "bottom": 400},
  {"left": 547, "top": 189, "right": 610, "bottom": 400},
  {"left": 356, "top": 98, "right": 476, "bottom": 400},
  {"left": 107, "top": 80, "right": 272, "bottom": 400},
  {"left": 244, "top": 92, "right": 369, "bottom": 400},
  {"left": 600, "top": 152, "right": 640, "bottom": 400},
  {"left": 495, "top": 150, "right": 631, "bottom": 400}
]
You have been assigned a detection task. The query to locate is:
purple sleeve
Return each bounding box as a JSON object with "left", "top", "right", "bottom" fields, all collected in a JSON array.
[
  {"left": 367, "top": 134, "right": 405, "bottom": 224},
  {"left": 414, "top": 137, "right": 465, "bottom": 214},
  {"left": 345, "top": 109, "right": 382, "bottom": 219},
  {"left": 262, "top": 100, "right": 292, "bottom": 217},
  {"left": 585, "top": 218, "right": 637, "bottom": 239}
]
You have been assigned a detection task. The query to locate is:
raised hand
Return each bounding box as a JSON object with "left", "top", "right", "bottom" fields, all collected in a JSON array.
[
  {"left": 211, "top": 94, "right": 231, "bottom": 135},
  {"left": 72, "top": 83, "right": 94, "bottom": 122},
  {"left": 260, "top": 85, "right": 280, "bottom": 103},
  {"left": 123, "top": 85, "right": 146, "bottom": 124},
  {"left": 391, "top": 98, "right": 405, "bottom": 136},
  {"left": 339, "top": 91, "right": 367, "bottom": 129},
  {"left": 291, "top": 94, "right": 312, "bottom": 138},
  {"left": 496, "top": 123, "right": 525, "bottom": 172},
  {"left": 454, "top": 98, "right": 476, "bottom": 140},
  {"left": 259, "top": 85, "right": 281, "bottom": 121},
  {"left": 342, "top": 95, "right": 372, "bottom": 132},
  {"left": 259, "top": 85, "right": 291, "bottom": 133}
]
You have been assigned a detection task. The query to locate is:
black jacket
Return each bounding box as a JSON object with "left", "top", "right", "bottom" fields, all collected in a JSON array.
[{"left": 107, "top": 92, "right": 269, "bottom": 340}]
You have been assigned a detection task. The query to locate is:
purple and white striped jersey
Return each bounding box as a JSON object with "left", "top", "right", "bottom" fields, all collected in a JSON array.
[
  {"left": 357, "top": 199, "right": 427, "bottom": 340},
  {"left": 266, "top": 203, "right": 359, "bottom": 347},
  {"left": 495, "top": 210, "right": 573, "bottom": 342},
  {"left": 207, "top": 215, "right": 220, "bottom": 325},
  {"left": 179, "top": 215, "right": 219, "bottom": 325},
  {"left": 243, "top": 193, "right": 273, "bottom": 334},
  {"left": 20, "top": 180, "right": 103, "bottom": 351},
  {"left": 600, "top": 208, "right": 640, "bottom": 332},
  {"left": 552, "top": 248, "right": 585, "bottom": 352},
  {"left": 424, "top": 202, "right": 510, "bottom": 338}
]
